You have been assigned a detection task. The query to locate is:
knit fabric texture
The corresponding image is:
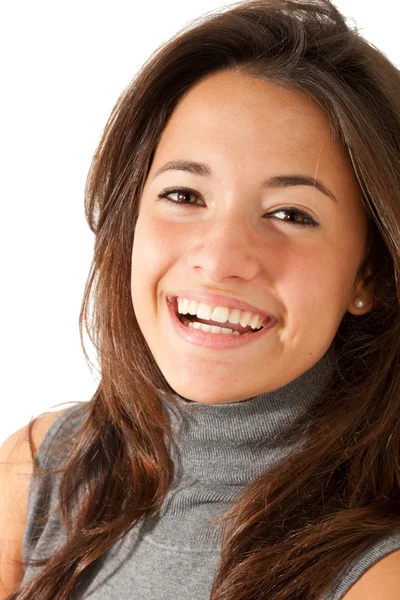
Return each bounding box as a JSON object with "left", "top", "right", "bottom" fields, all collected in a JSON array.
[{"left": 21, "top": 344, "right": 400, "bottom": 599}]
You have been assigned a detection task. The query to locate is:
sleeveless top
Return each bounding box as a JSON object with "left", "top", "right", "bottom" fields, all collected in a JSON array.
[{"left": 21, "top": 347, "right": 400, "bottom": 599}]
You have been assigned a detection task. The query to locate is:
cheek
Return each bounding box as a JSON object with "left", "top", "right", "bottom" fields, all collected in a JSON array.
[
  {"left": 131, "top": 215, "right": 179, "bottom": 311},
  {"left": 132, "top": 216, "right": 175, "bottom": 274},
  {"left": 277, "top": 245, "right": 353, "bottom": 314}
]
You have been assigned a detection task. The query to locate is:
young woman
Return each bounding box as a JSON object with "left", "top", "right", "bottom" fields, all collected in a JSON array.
[{"left": 1, "top": 0, "right": 400, "bottom": 598}]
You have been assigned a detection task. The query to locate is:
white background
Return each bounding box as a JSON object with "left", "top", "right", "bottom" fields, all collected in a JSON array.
[{"left": 1, "top": 1, "right": 399, "bottom": 446}]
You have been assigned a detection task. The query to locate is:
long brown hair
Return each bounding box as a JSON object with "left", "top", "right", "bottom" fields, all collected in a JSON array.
[{"left": 8, "top": 1, "right": 400, "bottom": 598}]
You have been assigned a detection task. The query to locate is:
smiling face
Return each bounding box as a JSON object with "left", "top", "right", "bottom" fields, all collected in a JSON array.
[{"left": 131, "top": 70, "right": 373, "bottom": 404}]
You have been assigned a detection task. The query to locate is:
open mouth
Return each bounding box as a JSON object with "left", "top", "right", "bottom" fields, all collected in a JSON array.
[{"left": 176, "top": 308, "right": 264, "bottom": 336}]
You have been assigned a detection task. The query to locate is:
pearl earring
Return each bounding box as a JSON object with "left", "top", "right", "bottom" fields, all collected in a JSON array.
[{"left": 353, "top": 298, "right": 366, "bottom": 309}]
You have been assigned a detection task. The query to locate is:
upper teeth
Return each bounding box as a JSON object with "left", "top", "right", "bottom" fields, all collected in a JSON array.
[{"left": 176, "top": 297, "right": 266, "bottom": 330}]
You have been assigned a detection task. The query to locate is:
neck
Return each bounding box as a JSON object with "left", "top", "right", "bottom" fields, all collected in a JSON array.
[{"left": 143, "top": 345, "right": 335, "bottom": 549}]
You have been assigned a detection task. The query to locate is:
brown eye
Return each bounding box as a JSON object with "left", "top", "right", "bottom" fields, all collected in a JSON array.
[
  {"left": 267, "top": 207, "right": 319, "bottom": 228},
  {"left": 157, "top": 187, "right": 203, "bottom": 206}
]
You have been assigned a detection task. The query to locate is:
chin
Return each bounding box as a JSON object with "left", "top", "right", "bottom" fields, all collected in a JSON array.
[{"left": 165, "top": 379, "right": 253, "bottom": 405}]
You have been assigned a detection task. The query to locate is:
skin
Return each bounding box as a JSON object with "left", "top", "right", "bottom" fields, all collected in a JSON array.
[{"left": 131, "top": 70, "right": 374, "bottom": 405}]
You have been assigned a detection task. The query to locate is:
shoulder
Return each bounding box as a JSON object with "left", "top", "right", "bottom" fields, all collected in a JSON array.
[
  {"left": 0, "top": 408, "right": 69, "bottom": 596},
  {"left": 0, "top": 408, "right": 70, "bottom": 468},
  {"left": 341, "top": 547, "right": 400, "bottom": 600}
]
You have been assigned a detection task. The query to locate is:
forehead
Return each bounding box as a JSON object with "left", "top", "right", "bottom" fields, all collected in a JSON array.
[{"left": 155, "top": 71, "right": 339, "bottom": 164}]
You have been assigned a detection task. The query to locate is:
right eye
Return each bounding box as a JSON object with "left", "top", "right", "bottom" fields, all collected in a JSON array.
[{"left": 157, "top": 186, "right": 204, "bottom": 207}]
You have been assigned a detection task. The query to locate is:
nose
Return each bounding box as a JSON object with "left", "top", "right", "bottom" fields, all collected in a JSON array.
[{"left": 186, "top": 212, "right": 262, "bottom": 283}]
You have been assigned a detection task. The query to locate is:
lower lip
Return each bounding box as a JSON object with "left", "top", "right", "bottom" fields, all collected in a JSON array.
[{"left": 166, "top": 297, "right": 276, "bottom": 350}]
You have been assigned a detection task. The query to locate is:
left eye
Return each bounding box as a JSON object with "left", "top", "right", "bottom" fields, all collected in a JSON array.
[
  {"left": 268, "top": 207, "right": 319, "bottom": 228},
  {"left": 156, "top": 186, "right": 319, "bottom": 229}
]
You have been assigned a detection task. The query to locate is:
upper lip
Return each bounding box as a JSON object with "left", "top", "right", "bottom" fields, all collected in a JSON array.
[{"left": 167, "top": 290, "right": 276, "bottom": 321}]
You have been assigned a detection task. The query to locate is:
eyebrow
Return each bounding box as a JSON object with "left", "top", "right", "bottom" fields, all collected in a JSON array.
[{"left": 152, "top": 160, "right": 338, "bottom": 203}]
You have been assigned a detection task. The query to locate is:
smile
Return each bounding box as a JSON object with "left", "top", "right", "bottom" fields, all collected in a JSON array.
[{"left": 167, "top": 297, "right": 276, "bottom": 351}]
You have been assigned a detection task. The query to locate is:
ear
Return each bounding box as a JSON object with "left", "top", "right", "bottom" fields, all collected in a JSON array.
[{"left": 347, "top": 265, "right": 375, "bottom": 316}]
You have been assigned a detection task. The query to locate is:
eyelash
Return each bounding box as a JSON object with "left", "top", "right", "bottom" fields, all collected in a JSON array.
[{"left": 157, "top": 186, "right": 319, "bottom": 229}]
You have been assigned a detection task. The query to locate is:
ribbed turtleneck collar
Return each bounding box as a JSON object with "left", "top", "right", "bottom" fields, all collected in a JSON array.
[
  {"left": 161, "top": 345, "right": 334, "bottom": 467},
  {"left": 142, "top": 345, "right": 335, "bottom": 549}
]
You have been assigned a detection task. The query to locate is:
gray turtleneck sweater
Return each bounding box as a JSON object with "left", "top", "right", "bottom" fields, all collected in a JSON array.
[{"left": 21, "top": 346, "right": 400, "bottom": 599}]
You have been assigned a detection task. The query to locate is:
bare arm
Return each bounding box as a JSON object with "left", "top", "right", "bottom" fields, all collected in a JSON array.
[
  {"left": 0, "top": 410, "right": 67, "bottom": 599},
  {"left": 341, "top": 548, "right": 400, "bottom": 600}
]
